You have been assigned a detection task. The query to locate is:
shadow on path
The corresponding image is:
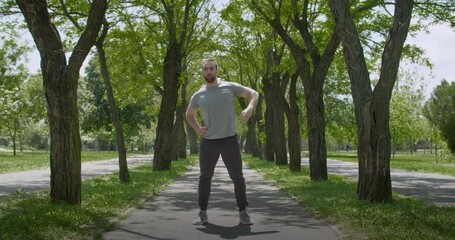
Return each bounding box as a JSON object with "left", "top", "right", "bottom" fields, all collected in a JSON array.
[{"left": 196, "top": 223, "right": 279, "bottom": 239}]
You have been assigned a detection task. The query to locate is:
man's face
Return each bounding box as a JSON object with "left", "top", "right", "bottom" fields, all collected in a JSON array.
[{"left": 201, "top": 61, "right": 218, "bottom": 83}]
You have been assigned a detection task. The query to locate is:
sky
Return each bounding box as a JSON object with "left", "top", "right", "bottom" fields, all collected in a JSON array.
[
  {"left": 405, "top": 23, "right": 455, "bottom": 97},
  {"left": 22, "top": 21, "right": 454, "bottom": 99}
]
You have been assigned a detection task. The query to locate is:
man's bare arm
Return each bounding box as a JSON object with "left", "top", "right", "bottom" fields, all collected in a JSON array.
[
  {"left": 186, "top": 105, "right": 208, "bottom": 136},
  {"left": 239, "top": 87, "right": 259, "bottom": 123}
]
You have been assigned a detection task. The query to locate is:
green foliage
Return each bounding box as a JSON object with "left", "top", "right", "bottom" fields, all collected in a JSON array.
[
  {"left": 0, "top": 16, "right": 45, "bottom": 155},
  {"left": 23, "top": 75, "right": 46, "bottom": 121},
  {"left": 0, "top": 155, "right": 197, "bottom": 240},
  {"left": 0, "top": 60, "right": 39, "bottom": 154},
  {"left": 390, "top": 70, "right": 428, "bottom": 151},
  {"left": 45, "top": 0, "right": 93, "bottom": 48},
  {"left": 324, "top": 54, "right": 357, "bottom": 147},
  {"left": 244, "top": 155, "right": 455, "bottom": 240},
  {"left": 424, "top": 80, "right": 455, "bottom": 153},
  {"left": 324, "top": 96, "right": 357, "bottom": 146},
  {"left": 80, "top": 60, "right": 113, "bottom": 134},
  {"left": 79, "top": 60, "right": 152, "bottom": 147},
  {"left": 413, "top": 1, "right": 455, "bottom": 26}
]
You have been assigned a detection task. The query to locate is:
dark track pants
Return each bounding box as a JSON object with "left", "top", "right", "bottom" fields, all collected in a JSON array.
[{"left": 198, "top": 135, "right": 248, "bottom": 211}]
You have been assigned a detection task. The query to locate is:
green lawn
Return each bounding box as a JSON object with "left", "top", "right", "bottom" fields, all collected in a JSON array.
[
  {"left": 0, "top": 150, "right": 139, "bottom": 174},
  {"left": 327, "top": 151, "right": 455, "bottom": 176}
]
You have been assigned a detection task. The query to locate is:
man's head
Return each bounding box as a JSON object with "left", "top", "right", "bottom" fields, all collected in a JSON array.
[{"left": 201, "top": 58, "right": 218, "bottom": 83}]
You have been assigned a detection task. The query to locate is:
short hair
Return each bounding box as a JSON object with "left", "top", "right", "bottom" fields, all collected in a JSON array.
[{"left": 201, "top": 58, "right": 218, "bottom": 70}]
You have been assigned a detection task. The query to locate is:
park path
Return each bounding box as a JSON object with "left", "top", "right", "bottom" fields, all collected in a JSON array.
[
  {"left": 104, "top": 161, "right": 341, "bottom": 240},
  {"left": 302, "top": 158, "right": 455, "bottom": 206},
  {"left": 0, "top": 147, "right": 13, "bottom": 152},
  {"left": 0, "top": 155, "right": 151, "bottom": 197},
  {"left": 1, "top": 155, "right": 454, "bottom": 206}
]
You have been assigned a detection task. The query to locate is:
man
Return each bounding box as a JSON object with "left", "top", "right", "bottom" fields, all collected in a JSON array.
[{"left": 186, "top": 58, "right": 259, "bottom": 225}]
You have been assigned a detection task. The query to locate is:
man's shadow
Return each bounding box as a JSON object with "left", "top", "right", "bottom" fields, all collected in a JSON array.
[{"left": 196, "top": 223, "right": 279, "bottom": 239}]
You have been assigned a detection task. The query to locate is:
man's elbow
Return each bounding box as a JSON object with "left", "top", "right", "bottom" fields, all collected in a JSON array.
[{"left": 251, "top": 90, "right": 259, "bottom": 100}]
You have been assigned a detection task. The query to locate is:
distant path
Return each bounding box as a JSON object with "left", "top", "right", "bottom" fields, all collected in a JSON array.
[
  {"left": 0, "top": 147, "right": 14, "bottom": 152},
  {"left": 302, "top": 158, "right": 455, "bottom": 206},
  {"left": 1, "top": 155, "right": 454, "bottom": 207},
  {"left": 0, "top": 155, "right": 152, "bottom": 197}
]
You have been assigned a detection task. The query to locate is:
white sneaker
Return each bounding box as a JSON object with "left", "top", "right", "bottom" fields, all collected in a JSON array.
[
  {"left": 239, "top": 210, "right": 253, "bottom": 225},
  {"left": 192, "top": 210, "right": 208, "bottom": 225}
]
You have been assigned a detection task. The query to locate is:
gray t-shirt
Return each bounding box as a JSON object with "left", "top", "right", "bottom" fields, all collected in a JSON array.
[{"left": 189, "top": 80, "right": 247, "bottom": 139}]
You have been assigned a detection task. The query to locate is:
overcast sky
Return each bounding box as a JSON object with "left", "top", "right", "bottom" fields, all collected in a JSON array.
[
  {"left": 23, "top": 22, "right": 454, "bottom": 98},
  {"left": 406, "top": 23, "right": 455, "bottom": 97}
]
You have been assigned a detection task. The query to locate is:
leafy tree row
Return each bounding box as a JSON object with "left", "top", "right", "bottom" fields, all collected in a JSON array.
[{"left": 0, "top": 0, "right": 453, "bottom": 205}]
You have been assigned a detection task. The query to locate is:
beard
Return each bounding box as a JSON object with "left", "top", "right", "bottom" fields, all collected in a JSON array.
[{"left": 204, "top": 76, "right": 216, "bottom": 83}]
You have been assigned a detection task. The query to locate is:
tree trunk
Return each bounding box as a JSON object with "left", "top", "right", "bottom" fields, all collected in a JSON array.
[
  {"left": 303, "top": 79, "right": 328, "bottom": 180},
  {"left": 173, "top": 98, "right": 187, "bottom": 159},
  {"left": 8, "top": 119, "right": 18, "bottom": 156},
  {"left": 16, "top": 0, "right": 107, "bottom": 204},
  {"left": 255, "top": 95, "right": 265, "bottom": 159},
  {"left": 271, "top": 77, "right": 288, "bottom": 165},
  {"left": 95, "top": 23, "right": 129, "bottom": 183},
  {"left": 186, "top": 121, "right": 199, "bottom": 154},
  {"left": 246, "top": 112, "right": 259, "bottom": 157},
  {"left": 153, "top": 42, "right": 182, "bottom": 170},
  {"left": 261, "top": 49, "right": 289, "bottom": 165},
  {"left": 329, "top": 0, "right": 413, "bottom": 202},
  {"left": 285, "top": 72, "right": 301, "bottom": 172},
  {"left": 177, "top": 82, "right": 188, "bottom": 159},
  {"left": 264, "top": 110, "right": 275, "bottom": 162}
]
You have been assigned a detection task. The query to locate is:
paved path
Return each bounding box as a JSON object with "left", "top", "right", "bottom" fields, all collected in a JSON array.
[
  {"left": 303, "top": 158, "right": 455, "bottom": 206},
  {"left": 0, "top": 155, "right": 151, "bottom": 197},
  {"left": 104, "top": 161, "right": 341, "bottom": 240},
  {"left": 0, "top": 147, "right": 14, "bottom": 152}
]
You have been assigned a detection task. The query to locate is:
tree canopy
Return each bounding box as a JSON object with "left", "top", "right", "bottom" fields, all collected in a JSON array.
[{"left": 424, "top": 80, "right": 455, "bottom": 153}]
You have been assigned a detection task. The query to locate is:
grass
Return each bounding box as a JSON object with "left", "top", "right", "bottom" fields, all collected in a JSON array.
[
  {"left": 0, "top": 150, "right": 138, "bottom": 174},
  {"left": 327, "top": 151, "right": 455, "bottom": 177},
  {"left": 244, "top": 155, "right": 455, "bottom": 240},
  {"left": 0, "top": 155, "right": 197, "bottom": 240}
]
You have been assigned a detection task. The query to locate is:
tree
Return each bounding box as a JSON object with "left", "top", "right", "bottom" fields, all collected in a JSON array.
[
  {"left": 22, "top": 74, "right": 48, "bottom": 150},
  {"left": 250, "top": 0, "right": 342, "bottom": 179},
  {"left": 0, "top": 28, "right": 30, "bottom": 155},
  {"left": 219, "top": 6, "right": 264, "bottom": 159},
  {"left": 220, "top": 5, "right": 295, "bottom": 167},
  {"left": 329, "top": 0, "right": 414, "bottom": 202},
  {"left": 424, "top": 80, "right": 455, "bottom": 153},
  {"left": 284, "top": 71, "right": 302, "bottom": 171},
  {"left": 262, "top": 46, "right": 290, "bottom": 166},
  {"left": 323, "top": 51, "right": 357, "bottom": 150},
  {"left": 390, "top": 71, "right": 427, "bottom": 155},
  {"left": 43, "top": 0, "right": 130, "bottom": 182},
  {"left": 15, "top": 0, "right": 107, "bottom": 204},
  {"left": 0, "top": 76, "right": 26, "bottom": 155},
  {"left": 150, "top": 0, "right": 218, "bottom": 170},
  {"left": 95, "top": 22, "right": 129, "bottom": 182},
  {"left": 80, "top": 60, "right": 151, "bottom": 152}
]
